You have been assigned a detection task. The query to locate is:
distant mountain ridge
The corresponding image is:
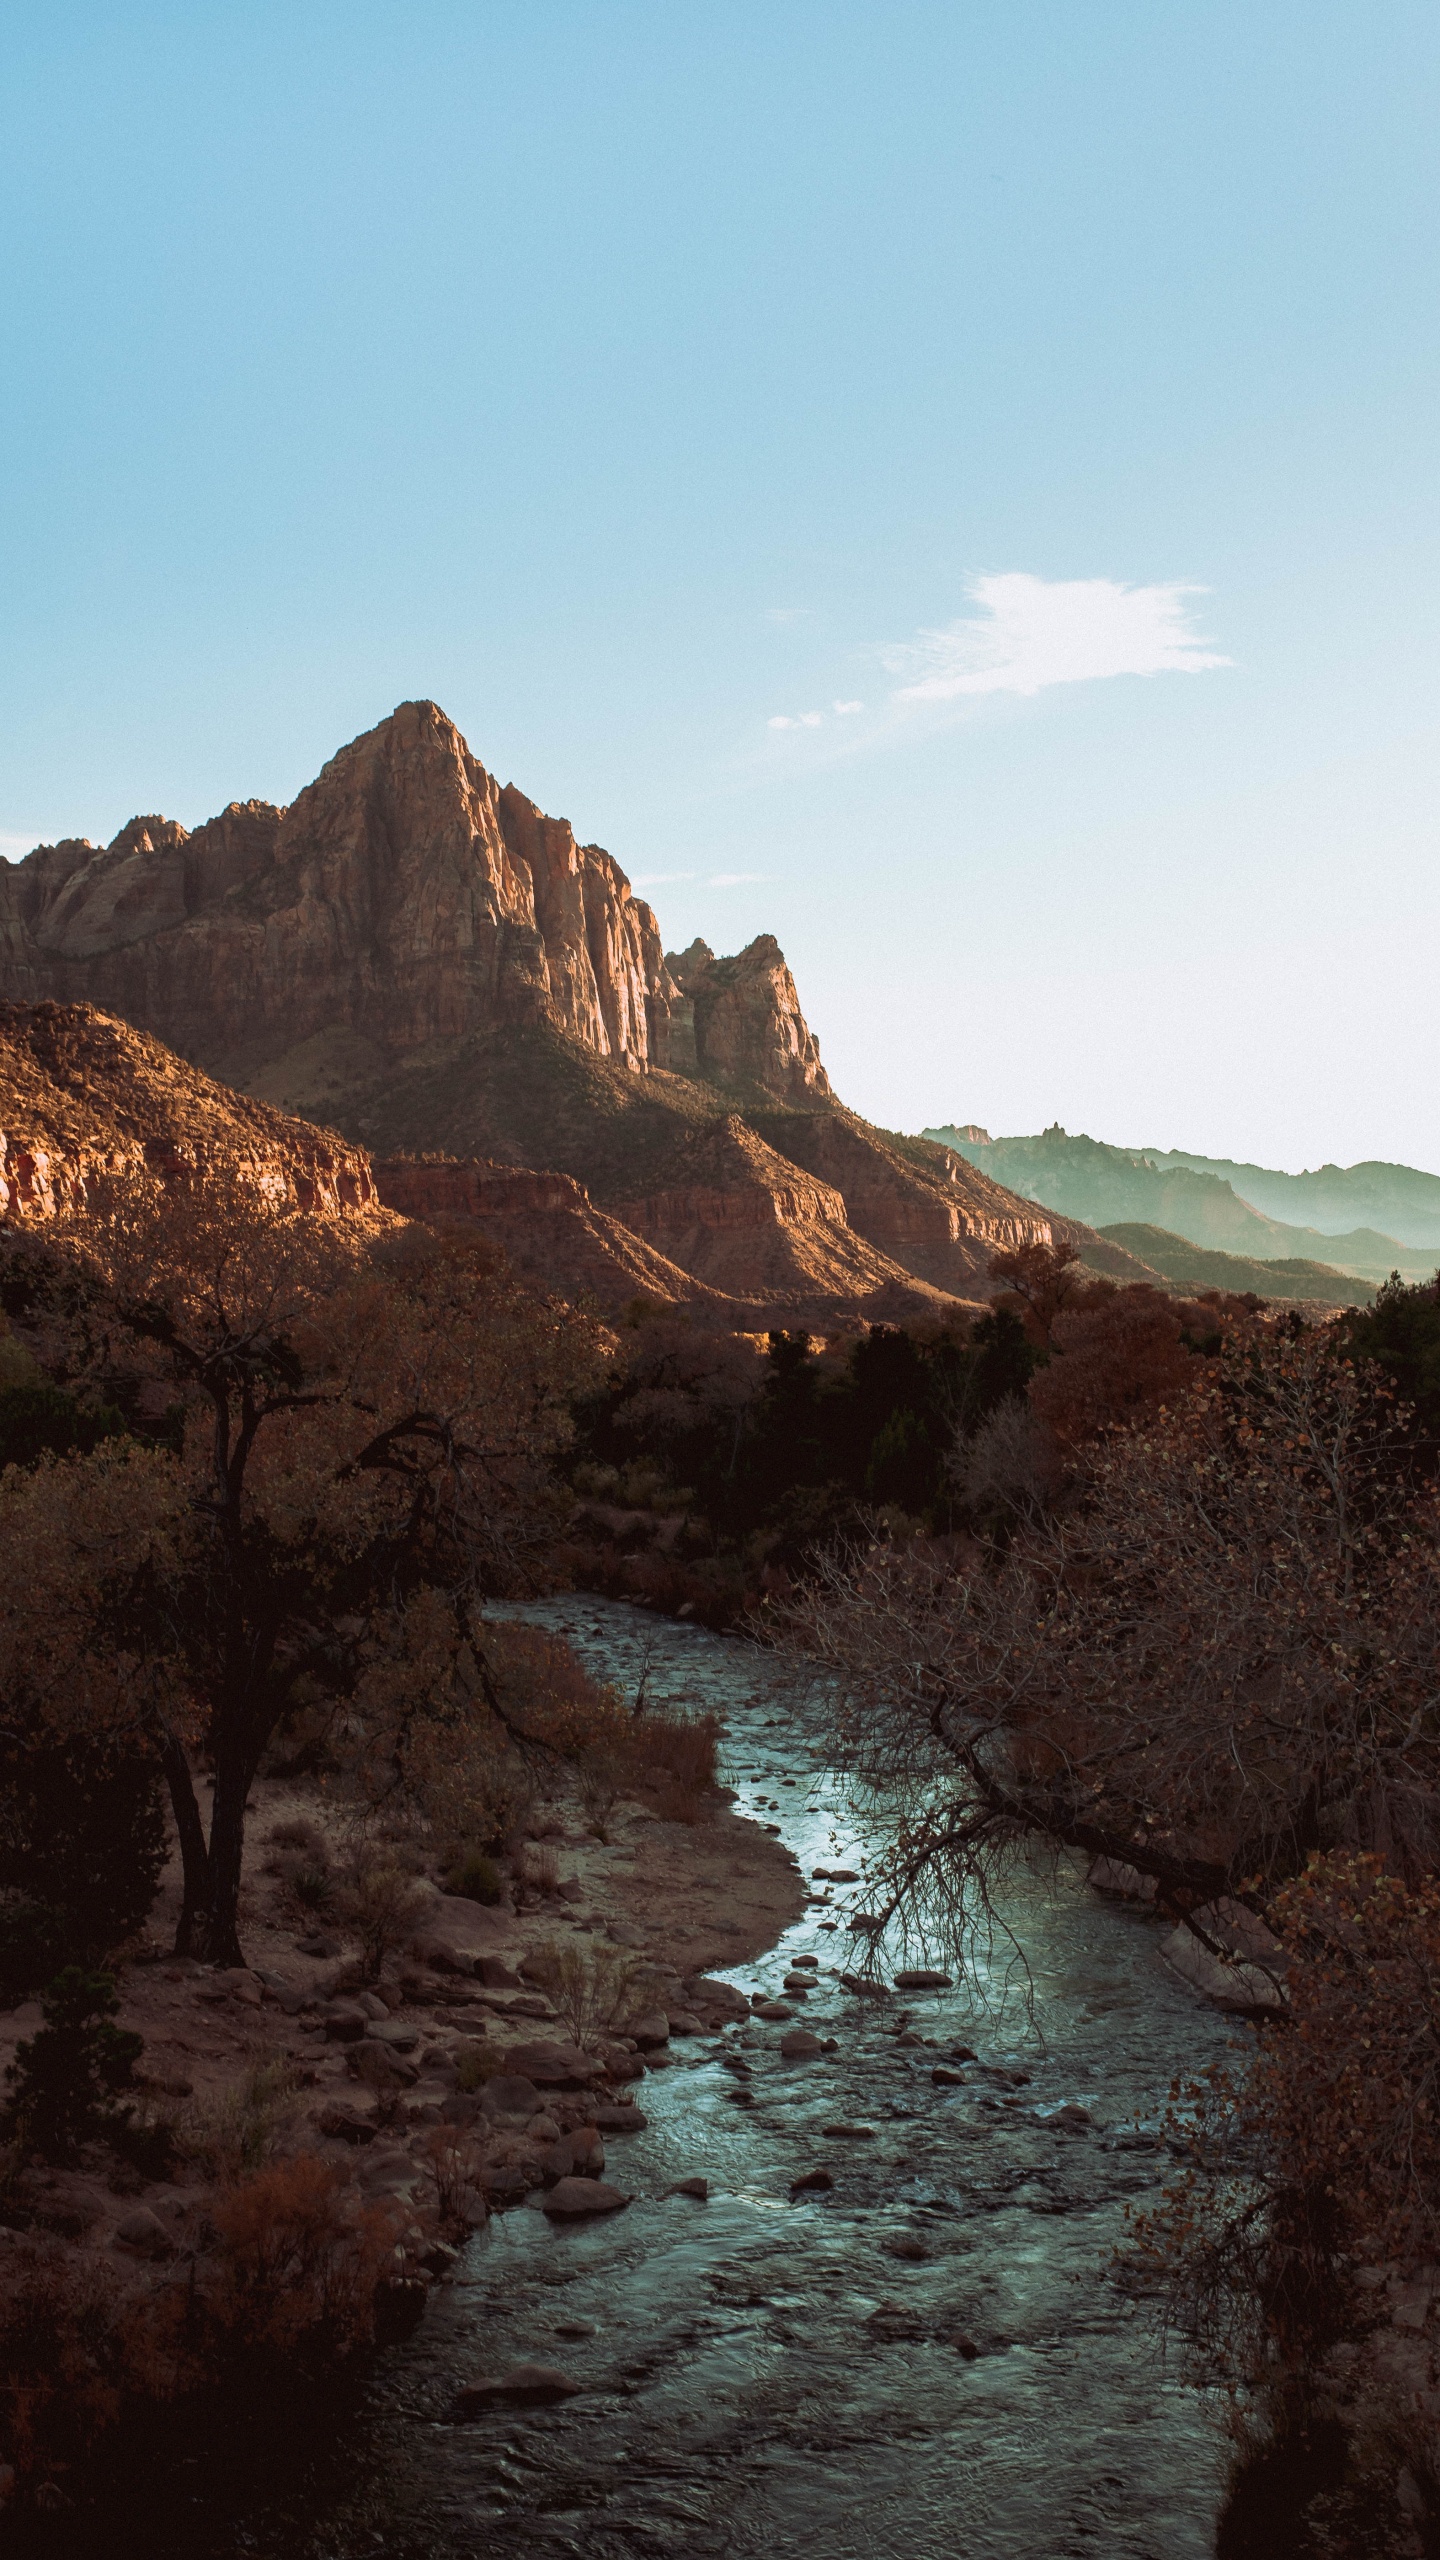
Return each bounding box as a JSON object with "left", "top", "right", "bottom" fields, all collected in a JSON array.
[
  {"left": 1138, "top": 1148, "right": 1440, "bottom": 1250},
  {"left": 925, "top": 1123, "right": 1439, "bottom": 1284}
]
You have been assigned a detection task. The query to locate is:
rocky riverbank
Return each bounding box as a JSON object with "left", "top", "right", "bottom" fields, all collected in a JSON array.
[{"left": 0, "top": 1630, "right": 807, "bottom": 2513}]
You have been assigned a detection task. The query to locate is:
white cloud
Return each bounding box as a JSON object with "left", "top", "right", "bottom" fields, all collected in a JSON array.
[
  {"left": 632, "top": 870, "right": 696, "bottom": 886},
  {"left": 708, "top": 871, "right": 766, "bottom": 887},
  {"left": 767, "top": 711, "right": 824, "bottom": 730},
  {"left": 833, "top": 698, "right": 864, "bottom": 716},
  {"left": 888, "top": 572, "right": 1230, "bottom": 704}
]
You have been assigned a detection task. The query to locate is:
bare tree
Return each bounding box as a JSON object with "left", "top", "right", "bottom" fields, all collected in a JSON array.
[{"left": 775, "top": 1321, "right": 1440, "bottom": 1967}]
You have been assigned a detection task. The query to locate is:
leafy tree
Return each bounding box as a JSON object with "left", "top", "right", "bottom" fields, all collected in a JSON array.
[
  {"left": 0, "top": 1381, "right": 126, "bottom": 1471},
  {"left": 0, "top": 1179, "right": 599, "bottom": 1965},
  {"left": 0, "top": 1734, "right": 168, "bottom": 1997},
  {"left": 2, "top": 1968, "right": 143, "bottom": 2161},
  {"left": 1340, "top": 1269, "right": 1440, "bottom": 1458}
]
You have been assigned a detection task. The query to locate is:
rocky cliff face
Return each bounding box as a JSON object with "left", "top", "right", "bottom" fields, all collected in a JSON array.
[
  {"left": 0, "top": 1002, "right": 381, "bottom": 1226},
  {"left": 0, "top": 702, "right": 1070, "bottom": 1315},
  {"left": 0, "top": 704, "right": 821, "bottom": 1108},
  {"left": 664, "top": 937, "right": 831, "bottom": 1103}
]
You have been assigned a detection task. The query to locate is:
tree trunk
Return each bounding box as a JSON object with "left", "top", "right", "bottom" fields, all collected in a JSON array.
[
  {"left": 199, "top": 1736, "right": 250, "bottom": 1967},
  {"left": 160, "top": 1731, "right": 212, "bottom": 1959}
]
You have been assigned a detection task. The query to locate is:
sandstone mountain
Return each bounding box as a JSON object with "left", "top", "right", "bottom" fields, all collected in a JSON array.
[{"left": 1, "top": 702, "right": 1069, "bottom": 1317}]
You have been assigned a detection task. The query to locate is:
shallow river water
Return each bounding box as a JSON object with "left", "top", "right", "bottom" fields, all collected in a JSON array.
[{"left": 130, "top": 1598, "right": 1237, "bottom": 2560}]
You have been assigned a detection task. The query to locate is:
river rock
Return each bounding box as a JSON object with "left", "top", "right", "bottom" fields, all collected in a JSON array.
[
  {"left": 838, "top": 1973, "right": 889, "bottom": 1999},
  {"left": 1086, "top": 1855, "right": 1158, "bottom": 1904},
  {"left": 591, "top": 2104, "right": 648, "bottom": 2132},
  {"left": 753, "top": 2000, "right": 793, "bottom": 2021},
  {"left": 666, "top": 2011, "right": 704, "bottom": 2036},
  {"left": 629, "top": 2011, "right": 670, "bottom": 2049},
  {"left": 544, "top": 2177, "right": 629, "bottom": 2218},
  {"left": 456, "top": 2364, "right": 582, "bottom": 2412},
  {"left": 481, "top": 2074, "right": 542, "bottom": 2117},
  {"left": 791, "top": 2166, "right": 835, "bottom": 2192},
  {"left": 113, "top": 2207, "right": 174, "bottom": 2258},
  {"left": 544, "top": 2127, "right": 605, "bottom": 2183},
  {"left": 316, "top": 2099, "right": 378, "bottom": 2143},
  {"left": 822, "top": 2123, "right": 876, "bottom": 2140},
  {"left": 779, "top": 2028, "right": 823, "bottom": 2059},
  {"left": 931, "top": 2065, "right": 969, "bottom": 2087},
  {"left": 670, "top": 2176, "right": 709, "bottom": 2199},
  {"left": 893, "top": 1969, "right": 953, "bottom": 1991},
  {"left": 685, "top": 1976, "right": 750, "bottom": 2023},
  {"left": 500, "top": 2039, "right": 599, "bottom": 2087},
  {"left": 1158, "top": 1901, "right": 1288, "bottom": 2012},
  {"left": 791, "top": 1955, "right": 819, "bottom": 1971}
]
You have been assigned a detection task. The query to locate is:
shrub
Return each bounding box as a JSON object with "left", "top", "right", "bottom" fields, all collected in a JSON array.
[
  {"left": 0, "top": 2237, "right": 175, "bottom": 2491},
  {"left": 422, "top": 2126, "right": 487, "bottom": 2227},
  {"left": 335, "top": 1855, "right": 429, "bottom": 1983},
  {"left": 640, "top": 1709, "right": 720, "bottom": 1825},
  {"left": 2, "top": 1969, "right": 143, "bottom": 2162},
  {"left": 443, "top": 1849, "right": 503, "bottom": 1904},
  {"left": 524, "top": 1939, "right": 643, "bottom": 2049},
  {"left": 179, "top": 2056, "right": 302, "bottom": 2181},
  {"left": 0, "top": 1736, "right": 168, "bottom": 1997},
  {"left": 452, "top": 2039, "right": 492, "bottom": 2093},
  {"left": 207, "top": 2153, "right": 401, "bottom": 2356}
]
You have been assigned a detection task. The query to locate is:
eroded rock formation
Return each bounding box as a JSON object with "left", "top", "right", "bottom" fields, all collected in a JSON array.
[
  {"left": 0, "top": 1002, "right": 380, "bottom": 1226},
  {"left": 0, "top": 703, "right": 1070, "bottom": 1315}
]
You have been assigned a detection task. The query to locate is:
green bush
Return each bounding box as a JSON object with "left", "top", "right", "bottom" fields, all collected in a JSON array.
[
  {"left": 2, "top": 1968, "right": 143, "bottom": 2161},
  {"left": 443, "top": 1849, "right": 503, "bottom": 1905},
  {"left": 0, "top": 1737, "right": 168, "bottom": 1997}
]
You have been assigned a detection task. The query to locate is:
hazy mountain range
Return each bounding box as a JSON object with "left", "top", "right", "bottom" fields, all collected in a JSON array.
[{"left": 924, "top": 1125, "right": 1440, "bottom": 1286}]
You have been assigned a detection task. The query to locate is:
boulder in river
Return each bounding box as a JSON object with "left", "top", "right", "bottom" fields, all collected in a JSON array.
[
  {"left": 779, "top": 2028, "right": 823, "bottom": 2059},
  {"left": 456, "top": 2365, "right": 582, "bottom": 2413},
  {"left": 669, "top": 2176, "right": 709, "bottom": 2199},
  {"left": 753, "top": 2000, "right": 793, "bottom": 2021},
  {"left": 592, "top": 2103, "right": 648, "bottom": 2132},
  {"left": 790, "top": 2166, "right": 835, "bottom": 2192},
  {"left": 893, "top": 1969, "right": 953, "bottom": 1991},
  {"left": 544, "top": 2177, "right": 629, "bottom": 2218}
]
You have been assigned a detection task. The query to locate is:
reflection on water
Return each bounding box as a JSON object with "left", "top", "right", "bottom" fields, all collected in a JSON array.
[{"left": 121, "top": 1600, "right": 1237, "bottom": 2558}]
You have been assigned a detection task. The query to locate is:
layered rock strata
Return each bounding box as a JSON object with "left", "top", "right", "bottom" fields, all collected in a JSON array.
[{"left": 0, "top": 1002, "right": 381, "bottom": 1226}]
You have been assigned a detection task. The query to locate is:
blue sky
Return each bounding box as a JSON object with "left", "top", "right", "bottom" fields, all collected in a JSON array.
[{"left": 3, "top": 3, "right": 1437, "bottom": 1170}]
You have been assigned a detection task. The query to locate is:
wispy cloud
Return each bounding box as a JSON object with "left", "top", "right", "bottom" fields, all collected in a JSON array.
[
  {"left": 887, "top": 572, "right": 1230, "bottom": 703},
  {"left": 833, "top": 699, "right": 864, "bottom": 716},
  {"left": 708, "top": 871, "right": 765, "bottom": 887},
  {"left": 633, "top": 870, "right": 696, "bottom": 886},
  {"left": 767, "top": 711, "right": 823, "bottom": 730}
]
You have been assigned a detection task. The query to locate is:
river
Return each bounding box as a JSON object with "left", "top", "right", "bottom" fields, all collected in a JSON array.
[{"left": 103, "top": 1596, "right": 1237, "bottom": 2559}]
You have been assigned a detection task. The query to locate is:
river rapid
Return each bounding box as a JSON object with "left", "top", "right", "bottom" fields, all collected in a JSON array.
[{"left": 124, "top": 1597, "right": 1237, "bottom": 2559}]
